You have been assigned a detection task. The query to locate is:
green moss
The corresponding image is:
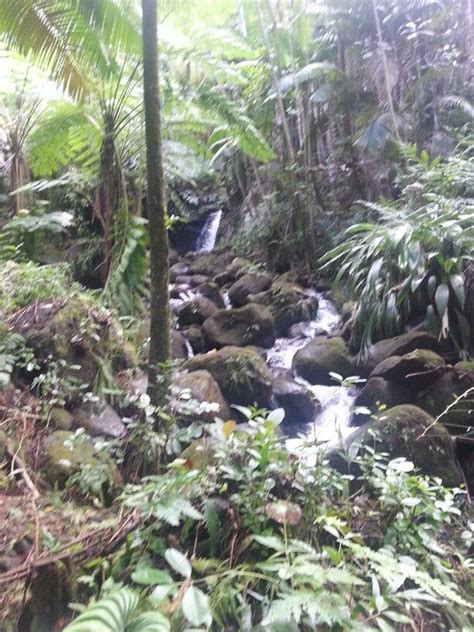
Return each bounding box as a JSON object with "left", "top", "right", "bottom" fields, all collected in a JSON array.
[{"left": 0, "top": 261, "right": 90, "bottom": 315}]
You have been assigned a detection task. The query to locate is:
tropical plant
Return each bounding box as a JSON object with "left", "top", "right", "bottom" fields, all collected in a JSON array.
[{"left": 322, "top": 153, "right": 474, "bottom": 353}]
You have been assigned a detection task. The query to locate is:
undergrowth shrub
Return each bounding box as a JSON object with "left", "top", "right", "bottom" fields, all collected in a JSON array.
[
  {"left": 69, "top": 410, "right": 474, "bottom": 631},
  {"left": 321, "top": 153, "right": 474, "bottom": 354}
]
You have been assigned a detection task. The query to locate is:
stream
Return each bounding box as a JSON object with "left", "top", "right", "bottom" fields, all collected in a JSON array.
[{"left": 173, "top": 211, "right": 359, "bottom": 455}]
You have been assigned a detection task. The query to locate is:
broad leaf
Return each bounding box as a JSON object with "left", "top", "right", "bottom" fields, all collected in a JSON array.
[
  {"left": 164, "top": 548, "right": 192, "bottom": 578},
  {"left": 182, "top": 585, "right": 212, "bottom": 626}
]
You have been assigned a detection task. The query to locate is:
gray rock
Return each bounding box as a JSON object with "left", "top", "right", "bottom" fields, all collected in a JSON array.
[
  {"left": 72, "top": 402, "right": 126, "bottom": 438},
  {"left": 228, "top": 272, "right": 273, "bottom": 307}
]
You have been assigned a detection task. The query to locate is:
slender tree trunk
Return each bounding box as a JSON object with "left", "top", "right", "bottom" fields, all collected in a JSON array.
[{"left": 142, "top": 0, "right": 171, "bottom": 407}]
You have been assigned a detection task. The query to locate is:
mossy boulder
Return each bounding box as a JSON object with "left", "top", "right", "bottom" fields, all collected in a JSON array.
[
  {"left": 183, "top": 324, "right": 207, "bottom": 354},
  {"left": 273, "top": 375, "right": 319, "bottom": 426},
  {"left": 228, "top": 273, "right": 273, "bottom": 307},
  {"left": 352, "top": 331, "right": 441, "bottom": 377},
  {"left": 352, "top": 377, "right": 414, "bottom": 426},
  {"left": 195, "top": 282, "right": 226, "bottom": 309},
  {"left": 49, "top": 407, "right": 73, "bottom": 430},
  {"left": 417, "top": 361, "right": 474, "bottom": 435},
  {"left": 7, "top": 296, "right": 135, "bottom": 404},
  {"left": 202, "top": 304, "right": 276, "bottom": 349},
  {"left": 250, "top": 282, "right": 319, "bottom": 335},
  {"left": 214, "top": 257, "right": 253, "bottom": 286},
  {"left": 176, "top": 297, "right": 218, "bottom": 327},
  {"left": 42, "top": 430, "right": 121, "bottom": 490},
  {"left": 172, "top": 370, "right": 230, "bottom": 423},
  {"left": 184, "top": 346, "right": 272, "bottom": 407},
  {"left": 370, "top": 349, "right": 446, "bottom": 391},
  {"left": 293, "top": 337, "right": 352, "bottom": 385},
  {"left": 361, "top": 405, "right": 463, "bottom": 487}
]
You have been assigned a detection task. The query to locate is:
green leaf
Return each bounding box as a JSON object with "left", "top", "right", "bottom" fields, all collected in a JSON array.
[
  {"left": 182, "top": 585, "right": 212, "bottom": 627},
  {"left": 253, "top": 535, "right": 285, "bottom": 551},
  {"left": 434, "top": 283, "right": 450, "bottom": 317},
  {"left": 127, "top": 613, "right": 170, "bottom": 632},
  {"left": 64, "top": 588, "right": 138, "bottom": 632},
  {"left": 164, "top": 548, "right": 192, "bottom": 578},
  {"left": 131, "top": 567, "right": 173, "bottom": 586},
  {"left": 267, "top": 408, "right": 285, "bottom": 427},
  {"left": 449, "top": 274, "right": 465, "bottom": 309}
]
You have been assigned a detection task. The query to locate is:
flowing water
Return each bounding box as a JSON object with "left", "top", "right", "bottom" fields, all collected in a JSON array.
[{"left": 195, "top": 210, "right": 222, "bottom": 253}]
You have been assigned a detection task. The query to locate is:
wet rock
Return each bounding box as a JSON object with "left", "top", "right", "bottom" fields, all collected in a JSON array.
[
  {"left": 417, "top": 361, "right": 474, "bottom": 435},
  {"left": 351, "top": 377, "right": 414, "bottom": 426},
  {"left": 363, "top": 405, "right": 463, "bottom": 487},
  {"left": 175, "top": 274, "right": 193, "bottom": 285},
  {"left": 184, "top": 346, "right": 272, "bottom": 407},
  {"left": 370, "top": 349, "right": 446, "bottom": 390},
  {"left": 172, "top": 370, "right": 230, "bottom": 423},
  {"left": 184, "top": 324, "right": 207, "bottom": 354},
  {"left": 202, "top": 303, "right": 276, "bottom": 349},
  {"left": 72, "top": 402, "right": 126, "bottom": 438},
  {"left": 170, "top": 284, "right": 191, "bottom": 299},
  {"left": 176, "top": 297, "right": 218, "bottom": 327},
  {"left": 189, "top": 274, "right": 211, "bottom": 287},
  {"left": 188, "top": 252, "right": 235, "bottom": 278},
  {"left": 228, "top": 272, "right": 273, "bottom": 307},
  {"left": 172, "top": 330, "right": 190, "bottom": 360},
  {"left": 288, "top": 323, "right": 308, "bottom": 339},
  {"left": 195, "top": 282, "right": 226, "bottom": 309},
  {"left": 250, "top": 282, "right": 319, "bottom": 335},
  {"left": 293, "top": 336, "right": 352, "bottom": 385},
  {"left": 273, "top": 375, "right": 319, "bottom": 425},
  {"left": 170, "top": 262, "right": 190, "bottom": 281},
  {"left": 352, "top": 331, "right": 441, "bottom": 377}
]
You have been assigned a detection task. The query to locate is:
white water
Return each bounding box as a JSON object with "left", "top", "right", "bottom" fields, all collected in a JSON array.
[{"left": 196, "top": 210, "right": 222, "bottom": 253}]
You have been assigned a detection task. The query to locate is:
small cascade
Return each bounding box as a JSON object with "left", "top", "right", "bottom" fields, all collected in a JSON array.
[{"left": 195, "top": 210, "right": 222, "bottom": 253}]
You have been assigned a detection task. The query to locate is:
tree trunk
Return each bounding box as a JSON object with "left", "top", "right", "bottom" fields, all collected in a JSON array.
[{"left": 142, "top": 0, "right": 171, "bottom": 407}]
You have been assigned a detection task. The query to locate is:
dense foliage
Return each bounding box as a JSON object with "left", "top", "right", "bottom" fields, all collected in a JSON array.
[{"left": 0, "top": 1, "right": 472, "bottom": 630}]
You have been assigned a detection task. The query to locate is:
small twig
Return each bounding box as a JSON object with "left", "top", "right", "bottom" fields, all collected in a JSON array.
[
  {"left": 5, "top": 439, "right": 40, "bottom": 500},
  {"left": 418, "top": 387, "right": 474, "bottom": 439}
]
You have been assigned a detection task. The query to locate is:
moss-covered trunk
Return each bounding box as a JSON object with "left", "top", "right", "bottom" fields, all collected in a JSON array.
[{"left": 142, "top": 0, "right": 170, "bottom": 407}]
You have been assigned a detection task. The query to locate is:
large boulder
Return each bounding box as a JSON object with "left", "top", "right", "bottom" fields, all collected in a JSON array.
[
  {"left": 172, "top": 370, "right": 230, "bottom": 423},
  {"left": 214, "top": 257, "right": 253, "bottom": 287},
  {"left": 370, "top": 350, "right": 446, "bottom": 391},
  {"left": 417, "top": 361, "right": 474, "bottom": 435},
  {"left": 228, "top": 273, "right": 273, "bottom": 307},
  {"left": 363, "top": 405, "right": 463, "bottom": 487},
  {"left": 351, "top": 377, "right": 414, "bottom": 426},
  {"left": 184, "top": 346, "right": 272, "bottom": 407},
  {"left": 195, "top": 282, "right": 226, "bottom": 309},
  {"left": 42, "top": 430, "right": 121, "bottom": 490},
  {"left": 293, "top": 337, "right": 352, "bottom": 385},
  {"left": 352, "top": 331, "right": 441, "bottom": 377},
  {"left": 7, "top": 297, "right": 134, "bottom": 404},
  {"left": 176, "top": 297, "right": 218, "bottom": 327},
  {"left": 250, "top": 282, "right": 319, "bottom": 335},
  {"left": 202, "top": 304, "right": 276, "bottom": 349},
  {"left": 273, "top": 375, "right": 319, "bottom": 426}
]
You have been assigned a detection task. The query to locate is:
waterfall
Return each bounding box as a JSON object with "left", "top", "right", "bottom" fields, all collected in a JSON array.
[{"left": 195, "top": 210, "right": 222, "bottom": 253}]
